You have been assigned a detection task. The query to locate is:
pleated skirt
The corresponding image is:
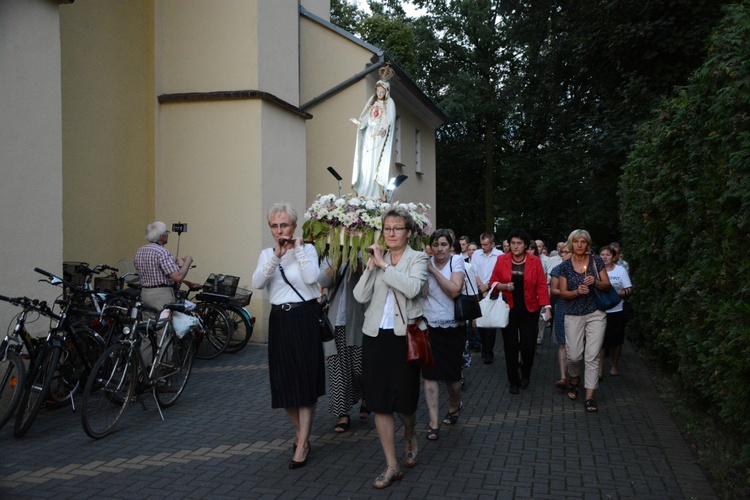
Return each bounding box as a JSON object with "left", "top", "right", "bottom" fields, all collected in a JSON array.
[
  {"left": 420, "top": 325, "right": 464, "bottom": 382},
  {"left": 267, "top": 305, "right": 325, "bottom": 409},
  {"left": 362, "top": 329, "right": 420, "bottom": 415}
]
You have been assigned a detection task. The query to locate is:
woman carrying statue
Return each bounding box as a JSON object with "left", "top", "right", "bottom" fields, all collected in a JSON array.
[{"left": 351, "top": 67, "right": 396, "bottom": 200}]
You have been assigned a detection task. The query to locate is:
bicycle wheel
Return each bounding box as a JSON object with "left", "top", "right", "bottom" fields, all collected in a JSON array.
[
  {"left": 223, "top": 305, "right": 253, "bottom": 354},
  {"left": 14, "top": 344, "right": 61, "bottom": 438},
  {"left": 193, "top": 304, "right": 231, "bottom": 359},
  {"left": 81, "top": 344, "right": 136, "bottom": 439},
  {"left": 153, "top": 333, "right": 195, "bottom": 407},
  {"left": 0, "top": 350, "right": 26, "bottom": 431},
  {"left": 48, "top": 328, "right": 104, "bottom": 404}
]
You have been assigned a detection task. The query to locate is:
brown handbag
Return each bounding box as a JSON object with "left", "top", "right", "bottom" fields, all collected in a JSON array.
[{"left": 394, "top": 291, "right": 434, "bottom": 368}]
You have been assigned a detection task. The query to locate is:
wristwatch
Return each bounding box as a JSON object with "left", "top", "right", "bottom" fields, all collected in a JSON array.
[{"left": 382, "top": 264, "right": 390, "bottom": 271}]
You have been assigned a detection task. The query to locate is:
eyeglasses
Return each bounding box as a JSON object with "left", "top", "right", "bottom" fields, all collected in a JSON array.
[
  {"left": 269, "top": 223, "right": 293, "bottom": 231},
  {"left": 383, "top": 227, "right": 407, "bottom": 233}
]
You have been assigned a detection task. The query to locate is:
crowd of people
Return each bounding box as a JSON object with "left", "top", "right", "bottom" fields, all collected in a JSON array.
[{"left": 251, "top": 202, "right": 634, "bottom": 488}]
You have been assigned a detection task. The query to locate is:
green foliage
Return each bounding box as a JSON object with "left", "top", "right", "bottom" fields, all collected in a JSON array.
[{"left": 620, "top": 0, "right": 750, "bottom": 445}]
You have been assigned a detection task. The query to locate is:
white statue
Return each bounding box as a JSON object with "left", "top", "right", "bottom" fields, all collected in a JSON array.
[{"left": 351, "top": 67, "right": 396, "bottom": 200}]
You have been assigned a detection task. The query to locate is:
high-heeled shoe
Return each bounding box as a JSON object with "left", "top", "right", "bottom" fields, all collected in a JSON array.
[{"left": 289, "top": 442, "right": 310, "bottom": 469}]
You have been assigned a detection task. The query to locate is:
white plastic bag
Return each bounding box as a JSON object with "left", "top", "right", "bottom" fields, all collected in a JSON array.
[{"left": 171, "top": 311, "right": 199, "bottom": 339}]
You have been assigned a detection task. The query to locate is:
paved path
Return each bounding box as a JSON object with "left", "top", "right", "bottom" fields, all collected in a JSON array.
[{"left": 0, "top": 333, "right": 716, "bottom": 499}]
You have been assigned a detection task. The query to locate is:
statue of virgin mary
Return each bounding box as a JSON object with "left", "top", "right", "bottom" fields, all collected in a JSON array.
[{"left": 351, "top": 71, "right": 396, "bottom": 200}]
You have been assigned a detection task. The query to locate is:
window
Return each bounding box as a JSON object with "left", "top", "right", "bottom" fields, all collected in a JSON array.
[{"left": 415, "top": 129, "right": 422, "bottom": 174}]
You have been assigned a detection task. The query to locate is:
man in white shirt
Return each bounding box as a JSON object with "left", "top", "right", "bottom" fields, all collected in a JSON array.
[{"left": 473, "top": 232, "right": 503, "bottom": 364}]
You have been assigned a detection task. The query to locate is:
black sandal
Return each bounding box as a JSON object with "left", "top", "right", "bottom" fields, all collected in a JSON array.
[
  {"left": 359, "top": 404, "right": 371, "bottom": 420},
  {"left": 426, "top": 427, "right": 439, "bottom": 441},
  {"left": 334, "top": 415, "right": 350, "bottom": 433},
  {"left": 442, "top": 401, "right": 464, "bottom": 425},
  {"left": 585, "top": 399, "right": 598, "bottom": 413},
  {"left": 567, "top": 378, "right": 580, "bottom": 400}
]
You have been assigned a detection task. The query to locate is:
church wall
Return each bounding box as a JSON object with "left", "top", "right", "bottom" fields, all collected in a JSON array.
[
  {"left": 60, "top": 0, "right": 155, "bottom": 268},
  {"left": 0, "top": 0, "right": 65, "bottom": 328}
]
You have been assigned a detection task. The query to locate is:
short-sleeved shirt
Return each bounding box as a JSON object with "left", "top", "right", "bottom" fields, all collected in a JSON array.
[
  {"left": 558, "top": 255, "right": 605, "bottom": 316},
  {"left": 605, "top": 264, "right": 632, "bottom": 313},
  {"left": 423, "top": 255, "right": 465, "bottom": 327},
  {"left": 134, "top": 243, "right": 180, "bottom": 287}
]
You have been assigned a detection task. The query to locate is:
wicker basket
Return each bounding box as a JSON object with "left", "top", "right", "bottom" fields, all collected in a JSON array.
[
  {"left": 63, "top": 261, "right": 89, "bottom": 286},
  {"left": 94, "top": 275, "right": 121, "bottom": 293},
  {"left": 230, "top": 287, "right": 252, "bottom": 307},
  {"left": 202, "top": 274, "right": 239, "bottom": 297}
]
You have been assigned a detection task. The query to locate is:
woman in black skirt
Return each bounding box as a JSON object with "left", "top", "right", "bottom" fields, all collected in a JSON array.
[
  {"left": 252, "top": 203, "right": 324, "bottom": 469},
  {"left": 353, "top": 207, "right": 428, "bottom": 489},
  {"left": 421, "top": 229, "right": 465, "bottom": 441}
]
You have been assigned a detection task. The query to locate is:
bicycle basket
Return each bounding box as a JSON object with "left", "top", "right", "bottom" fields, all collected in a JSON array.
[
  {"left": 94, "top": 275, "right": 121, "bottom": 293},
  {"left": 202, "top": 274, "right": 239, "bottom": 297},
  {"left": 63, "top": 261, "right": 89, "bottom": 286},
  {"left": 230, "top": 287, "right": 252, "bottom": 307}
]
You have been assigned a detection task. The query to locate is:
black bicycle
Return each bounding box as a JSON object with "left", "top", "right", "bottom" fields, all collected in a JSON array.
[
  {"left": 81, "top": 299, "right": 196, "bottom": 439},
  {"left": 0, "top": 295, "right": 51, "bottom": 430},
  {"left": 13, "top": 268, "right": 105, "bottom": 438}
]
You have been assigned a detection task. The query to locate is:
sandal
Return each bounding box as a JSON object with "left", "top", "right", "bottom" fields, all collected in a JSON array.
[
  {"left": 426, "top": 426, "right": 439, "bottom": 441},
  {"left": 554, "top": 378, "right": 568, "bottom": 390},
  {"left": 403, "top": 435, "right": 418, "bottom": 468},
  {"left": 334, "top": 415, "right": 350, "bottom": 433},
  {"left": 373, "top": 465, "right": 403, "bottom": 489},
  {"left": 442, "top": 401, "right": 464, "bottom": 425},
  {"left": 585, "top": 399, "right": 598, "bottom": 412},
  {"left": 567, "top": 378, "right": 580, "bottom": 400},
  {"left": 359, "top": 404, "right": 371, "bottom": 420}
]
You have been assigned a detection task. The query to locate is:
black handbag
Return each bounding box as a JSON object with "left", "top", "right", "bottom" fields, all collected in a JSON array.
[
  {"left": 279, "top": 265, "right": 334, "bottom": 342},
  {"left": 450, "top": 258, "right": 482, "bottom": 322}
]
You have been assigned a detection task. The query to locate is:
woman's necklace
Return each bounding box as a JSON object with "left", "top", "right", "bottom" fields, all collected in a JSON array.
[{"left": 512, "top": 256, "right": 526, "bottom": 265}]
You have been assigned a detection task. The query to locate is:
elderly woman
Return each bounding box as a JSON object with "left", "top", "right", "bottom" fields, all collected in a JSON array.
[
  {"left": 252, "top": 203, "right": 324, "bottom": 469},
  {"left": 598, "top": 245, "right": 633, "bottom": 378},
  {"left": 549, "top": 243, "right": 573, "bottom": 389},
  {"left": 353, "top": 207, "right": 428, "bottom": 489},
  {"left": 557, "top": 229, "right": 611, "bottom": 413},
  {"left": 421, "top": 229, "right": 465, "bottom": 441},
  {"left": 489, "top": 229, "right": 551, "bottom": 394}
]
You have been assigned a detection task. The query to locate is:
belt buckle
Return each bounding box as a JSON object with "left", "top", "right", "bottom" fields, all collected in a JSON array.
[{"left": 281, "top": 303, "right": 292, "bottom": 312}]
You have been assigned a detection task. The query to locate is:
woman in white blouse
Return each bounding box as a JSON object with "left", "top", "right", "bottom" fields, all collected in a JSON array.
[{"left": 252, "top": 203, "right": 324, "bottom": 470}]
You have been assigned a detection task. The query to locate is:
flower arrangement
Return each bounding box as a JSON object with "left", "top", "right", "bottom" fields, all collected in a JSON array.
[{"left": 302, "top": 194, "right": 432, "bottom": 270}]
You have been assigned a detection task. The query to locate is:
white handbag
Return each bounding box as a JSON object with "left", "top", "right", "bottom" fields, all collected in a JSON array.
[{"left": 475, "top": 283, "right": 510, "bottom": 329}]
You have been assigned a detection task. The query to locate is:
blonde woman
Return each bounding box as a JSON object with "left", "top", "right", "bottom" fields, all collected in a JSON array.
[{"left": 557, "top": 229, "right": 611, "bottom": 413}]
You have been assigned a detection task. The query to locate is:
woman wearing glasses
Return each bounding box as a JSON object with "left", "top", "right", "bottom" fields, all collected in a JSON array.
[
  {"left": 353, "top": 206, "right": 428, "bottom": 489},
  {"left": 252, "top": 203, "right": 324, "bottom": 469}
]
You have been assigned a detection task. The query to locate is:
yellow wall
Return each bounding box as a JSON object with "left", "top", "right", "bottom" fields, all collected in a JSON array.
[
  {"left": 157, "top": 0, "right": 258, "bottom": 93},
  {"left": 155, "top": 0, "right": 307, "bottom": 340},
  {"left": 60, "top": 0, "right": 155, "bottom": 267}
]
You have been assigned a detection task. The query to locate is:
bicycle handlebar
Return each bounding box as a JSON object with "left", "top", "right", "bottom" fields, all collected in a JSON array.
[
  {"left": 0, "top": 293, "right": 59, "bottom": 321},
  {"left": 35, "top": 267, "right": 81, "bottom": 292}
]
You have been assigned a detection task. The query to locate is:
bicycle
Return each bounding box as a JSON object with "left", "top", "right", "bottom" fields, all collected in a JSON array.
[
  {"left": 13, "top": 268, "right": 106, "bottom": 437},
  {"left": 0, "top": 295, "right": 52, "bottom": 430},
  {"left": 80, "top": 300, "right": 196, "bottom": 439}
]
